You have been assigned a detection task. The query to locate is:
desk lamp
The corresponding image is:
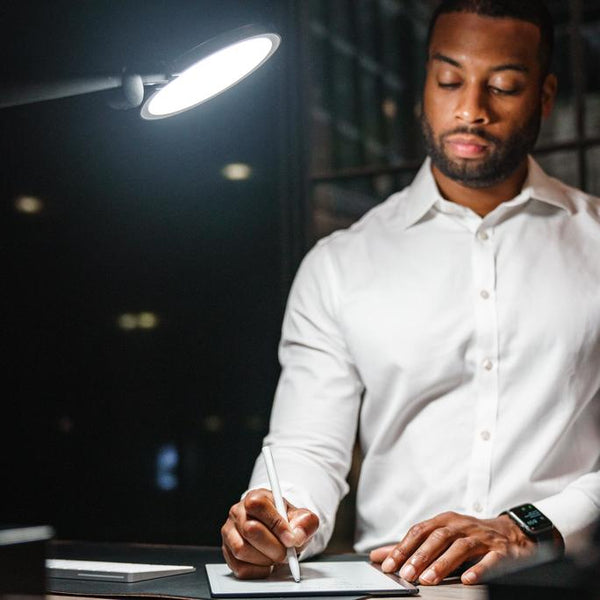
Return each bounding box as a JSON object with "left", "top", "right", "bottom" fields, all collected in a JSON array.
[{"left": 0, "top": 24, "right": 281, "bottom": 118}]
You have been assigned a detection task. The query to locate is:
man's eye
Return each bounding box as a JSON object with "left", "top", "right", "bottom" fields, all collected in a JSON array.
[
  {"left": 438, "top": 82, "right": 460, "bottom": 89},
  {"left": 489, "top": 86, "right": 519, "bottom": 96}
]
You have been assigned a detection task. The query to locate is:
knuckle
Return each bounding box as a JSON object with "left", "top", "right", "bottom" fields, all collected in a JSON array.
[
  {"left": 431, "top": 556, "right": 449, "bottom": 574},
  {"left": 220, "top": 523, "right": 230, "bottom": 540},
  {"left": 229, "top": 503, "right": 245, "bottom": 523},
  {"left": 455, "top": 536, "right": 479, "bottom": 553},
  {"left": 411, "top": 548, "right": 430, "bottom": 564},
  {"left": 431, "top": 527, "right": 453, "bottom": 543},
  {"left": 241, "top": 519, "right": 262, "bottom": 539},
  {"left": 244, "top": 490, "right": 267, "bottom": 510},
  {"left": 407, "top": 522, "right": 426, "bottom": 539},
  {"left": 392, "top": 545, "right": 411, "bottom": 562},
  {"left": 438, "top": 511, "right": 458, "bottom": 523},
  {"left": 229, "top": 537, "right": 246, "bottom": 559}
]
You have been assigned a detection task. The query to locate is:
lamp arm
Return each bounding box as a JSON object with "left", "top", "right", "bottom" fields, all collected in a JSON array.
[
  {"left": 0, "top": 73, "right": 170, "bottom": 110},
  {"left": 0, "top": 76, "right": 124, "bottom": 109}
]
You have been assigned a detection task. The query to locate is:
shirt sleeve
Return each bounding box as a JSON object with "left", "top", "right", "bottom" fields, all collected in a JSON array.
[
  {"left": 535, "top": 471, "right": 600, "bottom": 553},
  {"left": 248, "top": 242, "right": 364, "bottom": 557}
]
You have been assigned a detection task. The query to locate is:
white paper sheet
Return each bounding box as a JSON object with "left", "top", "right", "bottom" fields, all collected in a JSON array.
[{"left": 205, "top": 561, "right": 418, "bottom": 597}]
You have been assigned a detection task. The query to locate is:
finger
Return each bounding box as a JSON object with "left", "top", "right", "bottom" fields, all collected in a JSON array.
[
  {"left": 417, "top": 537, "right": 485, "bottom": 585},
  {"left": 461, "top": 550, "right": 504, "bottom": 585},
  {"left": 244, "top": 490, "right": 297, "bottom": 547},
  {"left": 226, "top": 500, "right": 287, "bottom": 563},
  {"left": 221, "top": 519, "right": 276, "bottom": 567},
  {"left": 222, "top": 542, "right": 274, "bottom": 580},
  {"left": 369, "top": 545, "right": 397, "bottom": 564},
  {"left": 287, "top": 508, "right": 320, "bottom": 547},
  {"left": 380, "top": 520, "right": 437, "bottom": 575},
  {"left": 397, "top": 526, "right": 456, "bottom": 582}
]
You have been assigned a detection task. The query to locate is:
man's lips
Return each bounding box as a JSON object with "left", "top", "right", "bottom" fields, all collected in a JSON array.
[{"left": 444, "top": 135, "right": 490, "bottom": 158}]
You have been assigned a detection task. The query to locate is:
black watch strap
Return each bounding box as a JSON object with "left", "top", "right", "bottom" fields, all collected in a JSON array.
[{"left": 502, "top": 503, "right": 555, "bottom": 544}]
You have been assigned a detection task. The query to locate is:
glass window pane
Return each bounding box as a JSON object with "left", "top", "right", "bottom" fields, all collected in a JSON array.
[
  {"left": 538, "top": 7, "right": 576, "bottom": 146},
  {"left": 535, "top": 151, "right": 581, "bottom": 189},
  {"left": 586, "top": 145, "right": 600, "bottom": 196},
  {"left": 584, "top": 19, "right": 600, "bottom": 137},
  {"left": 312, "top": 169, "right": 417, "bottom": 240}
]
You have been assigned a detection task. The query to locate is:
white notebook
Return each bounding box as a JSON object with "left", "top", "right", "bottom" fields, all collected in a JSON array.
[
  {"left": 205, "top": 561, "right": 418, "bottom": 597},
  {"left": 46, "top": 559, "right": 196, "bottom": 583}
]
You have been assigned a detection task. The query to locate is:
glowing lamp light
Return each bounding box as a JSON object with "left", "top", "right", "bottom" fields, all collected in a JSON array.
[
  {"left": 141, "top": 27, "right": 280, "bottom": 120},
  {"left": 0, "top": 25, "right": 281, "bottom": 120}
]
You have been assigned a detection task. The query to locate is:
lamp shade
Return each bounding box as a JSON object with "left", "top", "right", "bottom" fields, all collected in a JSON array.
[{"left": 140, "top": 24, "right": 281, "bottom": 120}]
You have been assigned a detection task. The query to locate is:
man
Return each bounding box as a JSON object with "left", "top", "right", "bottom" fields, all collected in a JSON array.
[{"left": 221, "top": 0, "right": 600, "bottom": 586}]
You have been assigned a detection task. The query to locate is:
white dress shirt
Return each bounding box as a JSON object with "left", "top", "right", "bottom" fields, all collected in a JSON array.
[{"left": 250, "top": 157, "right": 600, "bottom": 556}]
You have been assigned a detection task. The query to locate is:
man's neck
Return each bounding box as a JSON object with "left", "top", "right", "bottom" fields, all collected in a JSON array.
[{"left": 431, "top": 161, "right": 529, "bottom": 217}]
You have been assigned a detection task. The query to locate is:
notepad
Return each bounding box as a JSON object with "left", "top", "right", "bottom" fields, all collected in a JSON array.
[
  {"left": 46, "top": 559, "right": 196, "bottom": 583},
  {"left": 205, "top": 561, "right": 418, "bottom": 597}
]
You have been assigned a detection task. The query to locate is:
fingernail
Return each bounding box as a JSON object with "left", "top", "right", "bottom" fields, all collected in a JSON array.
[
  {"left": 463, "top": 571, "right": 477, "bottom": 584},
  {"left": 280, "top": 530, "right": 295, "bottom": 547},
  {"left": 292, "top": 528, "right": 306, "bottom": 545},
  {"left": 400, "top": 564, "right": 416, "bottom": 581},
  {"left": 420, "top": 568, "right": 436, "bottom": 584},
  {"left": 381, "top": 557, "right": 396, "bottom": 572}
]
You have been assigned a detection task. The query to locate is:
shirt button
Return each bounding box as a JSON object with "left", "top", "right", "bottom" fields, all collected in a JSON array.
[
  {"left": 473, "top": 502, "right": 483, "bottom": 513},
  {"left": 478, "top": 230, "right": 489, "bottom": 241},
  {"left": 480, "top": 290, "right": 490, "bottom": 300},
  {"left": 480, "top": 430, "right": 491, "bottom": 441},
  {"left": 482, "top": 359, "right": 493, "bottom": 370}
]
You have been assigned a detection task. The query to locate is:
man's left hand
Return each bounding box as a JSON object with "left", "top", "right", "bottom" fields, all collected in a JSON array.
[{"left": 369, "top": 511, "right": 537, "bottom": 585}]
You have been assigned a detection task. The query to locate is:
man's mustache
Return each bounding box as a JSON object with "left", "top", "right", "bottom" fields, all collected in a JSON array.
[{"left": 441, "top": 127, "right": 501, "bottom": 145}]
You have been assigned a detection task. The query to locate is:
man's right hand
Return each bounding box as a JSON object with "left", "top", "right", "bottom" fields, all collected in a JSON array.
[{"left": 221, "top": 488, "right": 320, "bottom": 579}]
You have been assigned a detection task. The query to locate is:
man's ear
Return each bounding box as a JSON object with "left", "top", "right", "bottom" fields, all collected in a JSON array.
[{"left": 541, "top": 73, "right": 558, "bottom": 118}]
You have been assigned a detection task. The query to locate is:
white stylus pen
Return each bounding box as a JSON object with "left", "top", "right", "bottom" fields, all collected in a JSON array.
[{"left": 261, "top": 446, "right": 301, "bottom": 582}]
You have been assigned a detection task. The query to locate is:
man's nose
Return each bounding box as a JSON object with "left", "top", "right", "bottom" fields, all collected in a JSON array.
[{"left": 455, "top": 84, "right": 491, "bottom": 125}]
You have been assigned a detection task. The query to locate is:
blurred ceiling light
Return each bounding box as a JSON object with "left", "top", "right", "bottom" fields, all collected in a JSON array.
[
  {"left": 382, "top": 98, "right": 398, "bottom": 119},
  {"left": 138, "top": 311, "right": 159, "bottom": 329},
  {"left": 222, "top": 162, "right": 252, "bottom": 181},
  {"left": 203, "top": 415, "right": 224, "bottom": 433},
  {"left": 117, "top": 312, "right": 159, "bottom": 331},
  {"left": 0, "top": 25, "right": 281, "bottom": 121},
  {"left": 14, "top": 195, "right": 44, "bottom": 214},
  {"left": 117, "top": 313, "right": 138, "bottom": 331}
]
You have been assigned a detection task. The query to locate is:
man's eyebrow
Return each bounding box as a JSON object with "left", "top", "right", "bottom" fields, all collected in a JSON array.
[
  {"left": 490, "top": 63, "right": 529, "bottom": 73},
  {"left": 430, "top": 52, "right": 529, "bottom": 73},
  {"left": 431, "top": 53, "right": 461, "bottom": 68}
]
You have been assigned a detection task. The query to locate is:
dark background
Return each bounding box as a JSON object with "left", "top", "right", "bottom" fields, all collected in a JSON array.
[{"left": 1, "top": 0, "right": 301, "bottom": 545}]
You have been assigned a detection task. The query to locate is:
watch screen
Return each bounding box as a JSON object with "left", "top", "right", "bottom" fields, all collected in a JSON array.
[{"left": 512, "top": 504, "right": 551, "bottom": 532}]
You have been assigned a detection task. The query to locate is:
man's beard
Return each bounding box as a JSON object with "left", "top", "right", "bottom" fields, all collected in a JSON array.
[{"left": 420, "top": 108, "right": 542, "bottom": 188}]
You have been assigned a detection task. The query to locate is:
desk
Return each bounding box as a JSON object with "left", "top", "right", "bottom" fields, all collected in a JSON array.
[
  {"left": 48, "top": 584, "right": 486, "bottom": 600},
  {"left": 45, "top": 542, "right": 487, "bottom": 600}
]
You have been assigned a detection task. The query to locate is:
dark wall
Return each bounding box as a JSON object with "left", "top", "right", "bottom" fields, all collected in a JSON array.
[{"left": 1, "top": 0, "right": 294, "bottom": 545}]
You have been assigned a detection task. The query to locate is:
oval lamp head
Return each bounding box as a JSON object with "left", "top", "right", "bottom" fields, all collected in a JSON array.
[{"left": 140, "top": 24, "right": 281, "bottom": 120}]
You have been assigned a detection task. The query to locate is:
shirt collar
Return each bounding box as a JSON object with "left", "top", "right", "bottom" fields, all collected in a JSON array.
[
  {"left": 398, "top": 155, "right": 575, "bottom": 230},
  {"left": 522, "top": 155, "right": 575, "bottom": 214}
]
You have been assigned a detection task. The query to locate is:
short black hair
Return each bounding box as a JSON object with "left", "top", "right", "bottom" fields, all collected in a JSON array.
[{"left": 426, "top": 0, "right": 555, "bottom": 76}]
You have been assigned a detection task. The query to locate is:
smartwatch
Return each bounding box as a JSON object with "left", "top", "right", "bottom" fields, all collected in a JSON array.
[{"left": 502, "top": 503, "right": 555, "bottom": 544}]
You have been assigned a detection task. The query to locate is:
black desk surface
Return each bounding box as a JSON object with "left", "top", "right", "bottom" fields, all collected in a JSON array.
[{"left": 46, "top": 541, "right": 364, "bottom": 600}]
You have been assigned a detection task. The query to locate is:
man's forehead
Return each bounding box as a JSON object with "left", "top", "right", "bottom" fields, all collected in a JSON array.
[{"left": 428, "top": 12, "right": 542, "bottom": 68}]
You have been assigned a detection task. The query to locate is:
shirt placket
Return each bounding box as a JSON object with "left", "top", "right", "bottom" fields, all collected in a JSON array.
[{"left": 465, "top": 223, "right": 499, "bottom": 517}]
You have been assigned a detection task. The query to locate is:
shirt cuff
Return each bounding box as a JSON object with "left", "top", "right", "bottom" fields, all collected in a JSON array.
[{"left": 535, "top": 488, "right": 600, "bottom": 554}]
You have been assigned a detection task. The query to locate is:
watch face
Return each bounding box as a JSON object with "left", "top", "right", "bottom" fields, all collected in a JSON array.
[{"left": 510, "top": 504, "right": 552, "bottom": 533}]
